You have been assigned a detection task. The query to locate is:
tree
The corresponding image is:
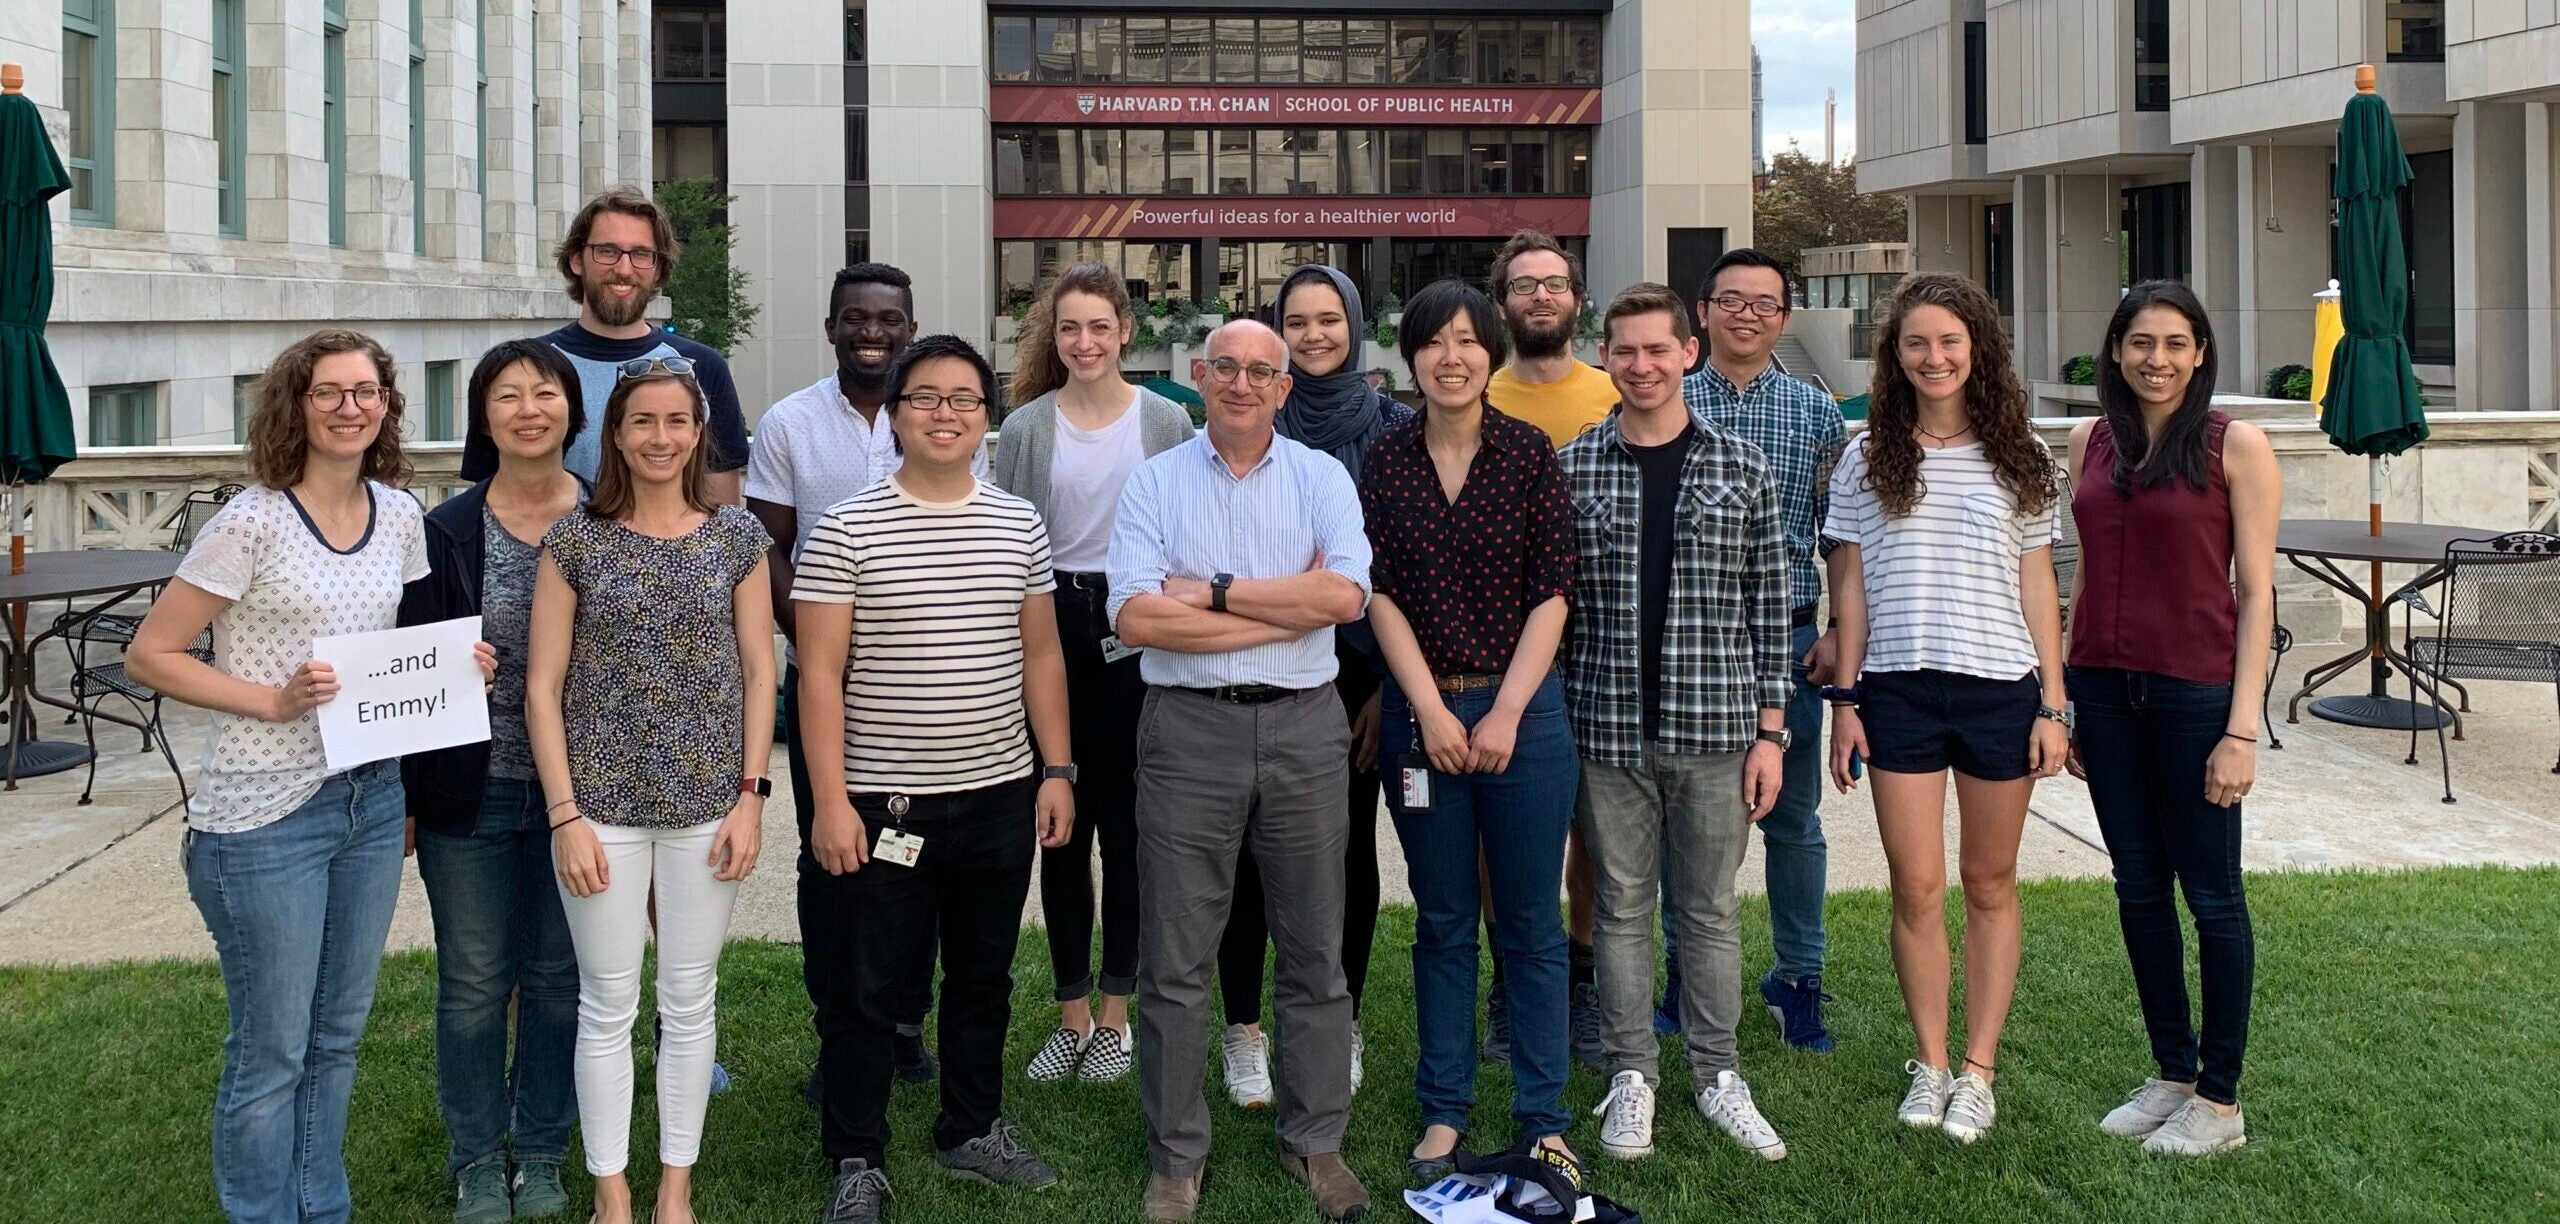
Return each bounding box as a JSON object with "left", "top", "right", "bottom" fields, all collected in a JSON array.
[
  {"left": 655, "top": 178, "right": 760, "bottom": 356},
  {"left": 1750, "top": 150, "right": 1909, "bottom": 286}
]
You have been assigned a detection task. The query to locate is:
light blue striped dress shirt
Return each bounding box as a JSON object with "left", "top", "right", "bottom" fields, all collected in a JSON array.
[{"left": 1106, "top": 431, "right": 1372, "bottom": 689}]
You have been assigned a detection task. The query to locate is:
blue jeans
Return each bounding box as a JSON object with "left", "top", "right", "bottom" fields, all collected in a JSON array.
[
  {"left": 184, "top": 760, "right": 407, "bottom": 1224},
  {"left": 1384, "top": 672, "right": 1578, "bottom": 1138},
  {"left": 1666, "top": 622, "right": 1828, "bottom": 980},
  {"left": 2069, "top": 666, "right": 2255, "bottom": 1105},
  {"left": 414, "top": 776, "right": 580, "bottom": 1174}
]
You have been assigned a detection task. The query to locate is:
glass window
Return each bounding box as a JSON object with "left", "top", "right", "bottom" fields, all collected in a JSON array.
[
  {"left": 1216, "top": 243, "right": 1246, "bottom": 311},
  {"left": 1080, "top": 16, "right": 1122, "bottom": 82},
  {"left": 410, "top": 0, "right": 425, "bottom": 253},
  {"left": 1564, "top": 20, "right": 1602, "bottom": 84},
  {"left": 1215, "top": 18, "right": 1256, "bottom": 80},
  {"left": 1123, "top": 18, "right": 1167, "bottom": 83},
  {"left": 424, "top": 361, "right": 458, "bottom": 441},
  {"left": 1391, "top": 20, "right": 1433, "bottom": 84},
  {"left": 991, "top": 15, "right": 1032, "bottom": 81},
  {"left": 1430, "top": 20, "right": 1470, "bottom": 83},
  {"left": 1165, "top": 129, "right": 1208, "bottom": 194},
  {"left": 88, "top": 384, "right": 157, "bottom": 448},
  {"left": 1516, "top": 19, "right": 1556, "bottom": 84},
  {"left": 1474, "top": 20, "right": 1518, "bottom": 83},
  {"left": 1214, "top": 130, "right": 1252, "bottom": 195},
  {"left": 1258, "top": 19, "right": 1299, "bottom": 82},
  {"left": 1030, "top": 129, "right": 1073, "bottom": 194},
  {"left": 1122, "top": 129, "right": 1165, "bottom": 195},
  {"left": 844, "top": 3, "right": 864, "bottom": 63},
  {"left": 1342, "top": 130, "right": 1382, "bottom": 194},
  {"left": 1387, "top": 130, "right": 1425, "bottom": 195},
  {"left": 998, "top": 240, "right": 1038, "bottom": 312},
  {"left": 846, "top": 230, "right": 868, "bottom": 267},
  {"left": 325, "top": 1, "right": 345, "bottom": 247},
  {"left": 846, "top": 107, "right": 867, "bottom": 183},
  {"left": 1254, "top": 129, "right": 1292, "bottom": 195},
  {"left": 64, "top": 0, "right": 115, "bottom": 225},
  {"left": 1556, "top": 127, "right": 1591, "bottom": 195},
  {"left": 1467, "top": 129, "right": 1509, "bottom": 194},
  {"left": 1302, "top": 20, "right": 1342, "bottom": 84},
  {"left": 657, "top": 10, "right": 705, "bottom": 78},
  {"left": 1080, "top": 129, "right": 1121, "bottom": 195},
  {"left": 1510, "top": 129, "right": 1551, "bottom": 194},
  {"left": 654, "top": 123, "right": 727, "bottom": 190},
  {"left": 213, "top": 0, "right": 245, "bottom": 235},
  {"left": 1425, "top": 130, "right": 1465, "bottom": 194},
  {"left": 1124, "top": 242, "right": 1193, "bottom": 304},
  {"left": 993, "top": 130, "right": 1027, "bottom": 194},
  {"left": 2132, "top": 1, "right": 2168, "bottom": 110},
  {"left": 1343, "top": 20, "right": 1388, "bottom": 84},
  {"left": 1291, "top": 130, "right": 1337, "bottom": 194},
  {"left": 1033, "top": 16, "right": 1076, "bottom": 82},
  {"left": 1167, "top": 18, "right": 1210, "bottom": 83}
]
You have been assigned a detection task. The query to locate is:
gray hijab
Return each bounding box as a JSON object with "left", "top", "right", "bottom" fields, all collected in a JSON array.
[{"left": 1273, "top": 265, "right": 1405, "bottom": 481}]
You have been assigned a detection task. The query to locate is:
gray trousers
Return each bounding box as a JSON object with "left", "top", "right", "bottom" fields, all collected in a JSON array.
[
  {"left": 1578, "top": 747, "right": 1751, "bottom": 1086},
  {"left": 1134, "top": 684, "right": 1353, "bottom": 1177}
]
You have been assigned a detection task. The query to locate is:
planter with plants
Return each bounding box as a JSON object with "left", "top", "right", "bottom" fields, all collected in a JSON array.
[
  {"left": 2263, "top": 364, "right": 2313, "bottom": 401},
  {"left": 2062, "top": 354, "right": 2099, "bottom": 386}
]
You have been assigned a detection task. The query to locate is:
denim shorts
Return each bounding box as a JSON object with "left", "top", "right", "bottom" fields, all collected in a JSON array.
[{"left": 1860, "top": 667, "right": 2040, "bottom": 781}]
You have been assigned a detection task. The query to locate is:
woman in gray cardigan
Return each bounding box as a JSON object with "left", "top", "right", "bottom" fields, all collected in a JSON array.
[{"left": 993, "top": 261, "right": 1194, "bottom": 1087}]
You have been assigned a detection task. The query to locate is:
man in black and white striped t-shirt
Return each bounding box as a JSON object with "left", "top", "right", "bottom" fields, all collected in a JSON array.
[{"left": 790, "top": 334, "right": 1077, "bottom": 1222}]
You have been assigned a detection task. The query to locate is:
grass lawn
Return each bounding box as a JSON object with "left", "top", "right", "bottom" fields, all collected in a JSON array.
[{"left": 5, "top": 866, "right": 2557, "bottom": 1223}]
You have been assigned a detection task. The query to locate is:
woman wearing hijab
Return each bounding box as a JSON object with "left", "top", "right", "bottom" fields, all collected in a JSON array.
[{"left": 1212, "top": 265, "right": 1414, "bottom": 1106}]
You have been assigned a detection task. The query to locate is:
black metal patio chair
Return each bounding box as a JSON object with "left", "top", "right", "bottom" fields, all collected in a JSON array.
[{"left": 2393, "top": 531, "right": 2560, "bottom": 804}]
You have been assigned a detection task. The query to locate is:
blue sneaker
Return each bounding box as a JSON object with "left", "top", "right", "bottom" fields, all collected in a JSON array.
[
  {"left": 1654, "top": 955, "right": 1684, "bottom": 1035},
  {"left": 709, "top": 1059, "right": 733, "bottom": 1095},
  {"left": 1759, "top": 969, "right": 1834, "bottom": 1052}
]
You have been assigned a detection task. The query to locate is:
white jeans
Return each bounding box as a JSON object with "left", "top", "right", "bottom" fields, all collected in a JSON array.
[{"left": 556, "top": 820, "right": 740, "bottom": 1175}]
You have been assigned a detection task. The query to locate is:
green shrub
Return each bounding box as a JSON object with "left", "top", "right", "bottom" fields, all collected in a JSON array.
[
  {"left": 1371, "top": 319, "right": 1400, "bottom": 348},
  {"left": 2062, "top": 354, "right": 2098, "bottom": 386},
  {"left": 2264, "top": 363, "right": 2313, "bottom": 401}
]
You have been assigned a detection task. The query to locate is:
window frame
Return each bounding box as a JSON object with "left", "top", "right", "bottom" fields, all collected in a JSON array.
[
  {"left": 325, "top": 0, "right": 347, "bottom": 248},
  {"left": 87, "top": 383, "right": 159, "bottom": 449},
  {"left": 62, "top": 0, "right": 116, "bottom": 226},
  {"left": 410, "top": 0, "right": 427, "bottom": 254},
  {"left": 212, "top": 0, "right": 245, "bottom": 235}
]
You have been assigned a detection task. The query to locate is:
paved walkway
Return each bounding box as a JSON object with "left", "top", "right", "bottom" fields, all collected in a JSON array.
[{"left": 4, "top": 651, "right": 2555, "bottom": 967}]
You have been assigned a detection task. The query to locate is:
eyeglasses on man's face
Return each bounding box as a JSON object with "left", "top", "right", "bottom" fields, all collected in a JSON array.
[
  {"left": 1708, "top": 294, "right": 1788, "bottom": 319},
  {"left": 896, "top": 392, "right": 989, "bottom": 414},
  {"left": 305, "top": 384, "right": 385, "bottom": 410},
  {"left": 1505, "top": 275, "right": 1575, "bottom": 299},
  {"left": 1202, "top": 357, "right": 1283, "bottom": 389},
  {"left": 584, "top": 242, "right": 662, "bottom": 270},
  {"left": 616, "top": 356, "right": 697, "bottom": 381}
]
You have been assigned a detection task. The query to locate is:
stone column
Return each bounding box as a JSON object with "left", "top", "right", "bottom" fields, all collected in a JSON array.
[
  {"left": 1590, "top": 0, "right": 1753, "bottom": 297},
  {"left": 108, "top": 0, "right": 219, "bottom": 236},
  {"left": 864, "top": 0, "right": 979, "bottom": 409},
  {"left": 2188, "top": 143, "right": 2249, "bottom": 392},
  {"left": 577, "top": 0, "right": 618, "bottom": 198},
  {"left": 481, "top": 0, "right": 536, "bottom": 269},
  {"left": 2046, "top": 172, "right": 2120, "bottom": 381},
  {"left": 617, "top": 0, "right": 651, "bottom": 184},
  {"left": 2010, "top": 174, "right": 2052, "bottom": 387},
  {"left": 246, "top": 0, "right": 328, "bottom": 245},
  {"left": 2233, "top": 144, "right": 2329, "bottom": 399},
  {"left": 342, "top": 0, "right": 411, "bottom": 253},
  {"left": 531, "top": 0, "right": 581, "bottom": 254},
  {"left": 2454, "top": 99, "right": 2531, "bottom": 412},
  {"left": 418, "top": 0, "right": 479, "bottom": 260},
  {"left": 2531, "top": 103, "right": 2558, "bottom": 416}
]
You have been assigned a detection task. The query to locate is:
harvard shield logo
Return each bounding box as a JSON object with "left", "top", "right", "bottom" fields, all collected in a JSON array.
[{"left": 1076, "top": 92, "right": 1096, "bottom": 116}]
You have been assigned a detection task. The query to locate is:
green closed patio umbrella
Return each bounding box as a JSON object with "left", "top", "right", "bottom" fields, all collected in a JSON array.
[{"left": 1, "top": 64, "right": 78, "bottom": 575}]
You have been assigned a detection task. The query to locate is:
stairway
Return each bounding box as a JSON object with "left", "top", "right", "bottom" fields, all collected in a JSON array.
[{"left": 1772, "top": 334, "right": 1830, "bottom": 396}]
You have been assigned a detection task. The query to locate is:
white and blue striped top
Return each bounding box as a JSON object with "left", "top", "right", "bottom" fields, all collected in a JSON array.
[
  {"left": 1823, "top": 439, "right": 2054, "bottom": 681},
  {"left": 1106, "top": 431, "right": 1372, "bottom": 689}
]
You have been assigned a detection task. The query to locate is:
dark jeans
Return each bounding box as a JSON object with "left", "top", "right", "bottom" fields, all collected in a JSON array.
[
  {"left": 414, "top": 776, "right": 580, "bottom": 1175},
  {"left": 1220, "top": 643, "right": 1383, "bottom": 1023},
  {"left": 1042, "top": 575, "right": 1143, "bottom": 1000},
  {"left": 787, "top": 661, "right": 936, "bottom": 1030},
  {"left": 2069, "top": 665, "right": 2256, "bottom": 1105},
  {"left": 1383, "top": 672, "right": 1577, "bottom": 1138},
  {"left": 801, "top": 776, "right": 1037, "bottom": 1165}
]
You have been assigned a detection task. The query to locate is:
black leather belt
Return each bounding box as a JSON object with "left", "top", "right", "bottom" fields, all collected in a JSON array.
[
  {"left": 1058, "top": 571, "right": 1109, "bottom": 592},
  {"left": 1175, "top": 683, "right": 1307, "bottom": 705},
  {"left": 1791, "top": 602, "right": 1819, "bottom": 630}
]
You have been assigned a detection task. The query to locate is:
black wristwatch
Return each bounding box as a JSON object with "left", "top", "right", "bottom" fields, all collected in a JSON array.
[
  {"left": 1818, "top": 684, "right": 1861, "bottom": 707},
  {"left": 1210, "top": 572, "right": 1234, "bottom": 613},
  {"left": 1755, "top": 727, "right": 1792, "bottom": 750},
  {"left": 1042, "top": 763, "right": 1079, "bottom": 784}
]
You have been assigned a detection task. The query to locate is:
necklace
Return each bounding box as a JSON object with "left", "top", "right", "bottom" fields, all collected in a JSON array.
[{"left": 1917, "top": 422, "right": 1972, "bottom": 447}]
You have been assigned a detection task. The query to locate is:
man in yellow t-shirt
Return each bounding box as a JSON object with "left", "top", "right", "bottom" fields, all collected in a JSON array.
[{"left": 1485, "top": 230, "right": 1618, "bottom": 448}]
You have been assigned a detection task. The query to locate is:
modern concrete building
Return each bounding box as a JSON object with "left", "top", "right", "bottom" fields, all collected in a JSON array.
[
  {"left": 10, "top": 1, "right": 655, "bottom": 449},
  {"left": 1855, "top": 1, "right": 2559, "bottom": 414},
  {"left": 698, "top": 0, "right": 1755, "bottom": 416}
]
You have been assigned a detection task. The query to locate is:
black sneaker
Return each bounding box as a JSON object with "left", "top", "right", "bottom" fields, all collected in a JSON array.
[
  {"left": 1569, "top": 981, "right": 1605, "bottom": 1069},
  {"left": 1480, "top": 990, "right": 1513, "bottom": 1066},
  {"left": 894, "top": 1031, "right": 938, "bottom": 1084},
  {"left": 1759, "top": 969, "right": 1835, "bottom": 1053},
  {"left": 822, "top": 1157, "right": 891, "bottom": 1224},
  {"left": 933, "top": 1118, "right": 1059, "bottom": 1190}
]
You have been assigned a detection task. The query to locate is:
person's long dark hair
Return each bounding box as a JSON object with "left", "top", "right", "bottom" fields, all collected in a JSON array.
[
  {"left": 1862, "top": 273, "right": 2055, "bottom": 518},
  {"left": 2095, "top": 280, "right": 2221, "bottom": 497}
]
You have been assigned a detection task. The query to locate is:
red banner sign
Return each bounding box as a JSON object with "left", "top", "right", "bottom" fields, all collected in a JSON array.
[
  {"left": 990, "top": 85, "right": 1603, "bottom": 127},
  {"left": 994, "top": 196, "right": 1593, "bottom": 241}
]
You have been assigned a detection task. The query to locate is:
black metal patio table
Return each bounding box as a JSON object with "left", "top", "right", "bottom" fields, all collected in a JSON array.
[
  {"left": 2277, "top": 518, "right": 2491, "bottom": 733},
  {"left": 0, "top": 548, "right": 179, "bottom": 787}
]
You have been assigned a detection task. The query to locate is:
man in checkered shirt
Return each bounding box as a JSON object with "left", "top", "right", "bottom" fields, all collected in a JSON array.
[{"left": 1563, "top": 283, "right": 1793, "bottom": 1165}]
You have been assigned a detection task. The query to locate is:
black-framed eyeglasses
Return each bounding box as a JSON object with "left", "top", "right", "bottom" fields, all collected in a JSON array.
[
  {"left": 1505, "top": 274, "right": 1575, "bottom": 298},
  {"left": 1708, "top": 294, "right": 1788, "bottom": 319},
  {"left": 1203, "top": 357, "right": 1283, "bottom": 389},
  {"left": 617, "top": 356, "right": 697, "bottom": 381},
  {"left": 585, "top": 242, "right": 661, "bottom": 270},
  {"left": 896, "top": 391, "right": 988, "bottom": 414},
  {"left": 304, "top": 383, "right": 385, "bottom": 410}
]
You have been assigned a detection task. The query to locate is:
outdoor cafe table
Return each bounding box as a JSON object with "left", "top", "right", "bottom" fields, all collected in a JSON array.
[
  {"left": 0, "top": 549, "right": 180, "bottom": 787},
  {"left": 2277, "top": 518, "right": 2491, "bottom": 733}
]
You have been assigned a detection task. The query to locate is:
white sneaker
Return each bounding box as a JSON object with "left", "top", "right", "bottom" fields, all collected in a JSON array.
[
  {"left": 1898, "top": 1061, "right": 1952, "bottom": 1129},
  {"left": 1221, "top": 1024, "right": 1272, "bottom": 1110},
  {"left": 2100, "top": 1078, "right": 2195, "bottom": 1138},
  {"left": 2142, "top": 1097, "right": 2246, "bottom": 1157},
  {"left": 1697, "top": 1070, "right": 1787, "bottom": 1161},
  {"left": 1591, "top": 1070, "right": 1656, "bottom": 1160},
  {"left": 1349, "top": 1022, "right": 1364, "bottom": 1096},
  {"left": 1941, "top": 1072, "right": 1997, "bottom": 1144}
]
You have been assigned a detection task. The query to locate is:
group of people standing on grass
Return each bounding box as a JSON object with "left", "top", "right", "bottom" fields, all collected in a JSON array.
[{"left": 128, "top": 183, "right": 2277, "bottom": 1224}]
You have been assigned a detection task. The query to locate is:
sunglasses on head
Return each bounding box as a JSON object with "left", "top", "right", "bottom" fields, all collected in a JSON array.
[{"left": 616, "top": 356, "right": 697, "bottom": 381}]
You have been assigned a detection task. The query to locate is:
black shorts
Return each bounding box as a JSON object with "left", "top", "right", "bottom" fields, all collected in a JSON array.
[{"left": 1860, "top": 668, "right": 2040, "bottom": 781}]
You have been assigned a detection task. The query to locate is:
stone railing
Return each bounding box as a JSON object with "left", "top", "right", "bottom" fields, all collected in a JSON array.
[{"left": 22, "top": 443, "right": 467, "bottom": 552}]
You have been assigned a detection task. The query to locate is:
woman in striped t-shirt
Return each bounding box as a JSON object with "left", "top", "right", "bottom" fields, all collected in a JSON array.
[{"left": 1821, "top": 273, "right": 2066, "bottom": 1145}]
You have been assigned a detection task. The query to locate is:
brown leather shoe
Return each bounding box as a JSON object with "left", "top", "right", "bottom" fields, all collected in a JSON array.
[
  {"left": 1140, "top": 1170, "right": 1202, "bottom": 1223},
  {"left": 1278, "top": 1150, "right": 1369, "bottom": 1221}
]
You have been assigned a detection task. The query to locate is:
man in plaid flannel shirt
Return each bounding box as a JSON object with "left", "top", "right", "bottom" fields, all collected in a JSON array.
[{"left": 1564, "top": 284, "right": 1793, "bottom": 1165}]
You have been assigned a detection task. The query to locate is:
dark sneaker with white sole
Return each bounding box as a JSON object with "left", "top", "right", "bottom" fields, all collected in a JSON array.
[
  {"left": 1759, "top": 969, "right": 1835, "bottom": 1052},
  {"left": 510, "top": 1159, "right": 570, "bottom": 1218},
  {"left": 934, "top": 1118, "right": 1059, "bottom": 1190},
  {"left": 451, "top": 1155, "right": 510, "bottom": 1223},
  {"left": 822, "top": 1157, "right": 890, "bottom": 1224}
]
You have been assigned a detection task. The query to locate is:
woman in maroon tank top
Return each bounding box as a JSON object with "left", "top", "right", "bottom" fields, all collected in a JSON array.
[{"left": 2062, "top": 282, "right": 2279, "bottom": 1157}]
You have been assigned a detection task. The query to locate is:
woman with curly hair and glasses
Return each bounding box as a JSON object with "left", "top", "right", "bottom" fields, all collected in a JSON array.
[
  {"left": 1820, "top": 273, "right": 2065, "bottom": 1145},
  {"left": 129, "top": 329, "right": 494, "bottom": 1223}
]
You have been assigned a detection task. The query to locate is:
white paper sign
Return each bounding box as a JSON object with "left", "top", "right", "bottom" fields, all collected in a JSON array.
[{"left": 313, "top": 616, "right": 490, "bottom": 771}]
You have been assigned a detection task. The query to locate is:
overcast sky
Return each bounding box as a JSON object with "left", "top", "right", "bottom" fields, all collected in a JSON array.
[{"left": 1757, "top": 1, "right": 1858, "bottom": 164}]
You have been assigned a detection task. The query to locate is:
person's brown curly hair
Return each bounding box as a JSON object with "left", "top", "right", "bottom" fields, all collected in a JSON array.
[
  {"left": 1860, "top": 272, "right": 2055, "bottom": 518},
  {"left": 1008, "top": 260, "right": 1133, "bottom": 407},
  {"left": 243, "top": 329, "right": 413, "bottom": 489}
]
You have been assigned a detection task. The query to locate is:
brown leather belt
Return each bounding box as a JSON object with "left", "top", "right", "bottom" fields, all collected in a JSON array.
[{"left": 1433, "top": 673, "right": 1502, "bottom": 694}]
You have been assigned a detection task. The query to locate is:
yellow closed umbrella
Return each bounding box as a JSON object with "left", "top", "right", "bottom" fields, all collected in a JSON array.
[{"left": 2309, "top": 278, "right": 2341, "bottom": 409}]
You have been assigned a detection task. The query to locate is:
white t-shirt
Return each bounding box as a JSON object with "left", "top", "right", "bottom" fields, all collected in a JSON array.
[
  {"left": 1822, "top": 439, "right": 2054, "bottom": 681},
  {"left": 744, "top": 375, "right": 991, "bottom": 562},
  {"left": 1044, "top": 391, "right": 1147, "bottom": 573},
  {"left": 175, "top": 482, "right": 431, "bottom": 833},
  {"left": 789, "top": 476, "right": 1056, "bottom": 794}
]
